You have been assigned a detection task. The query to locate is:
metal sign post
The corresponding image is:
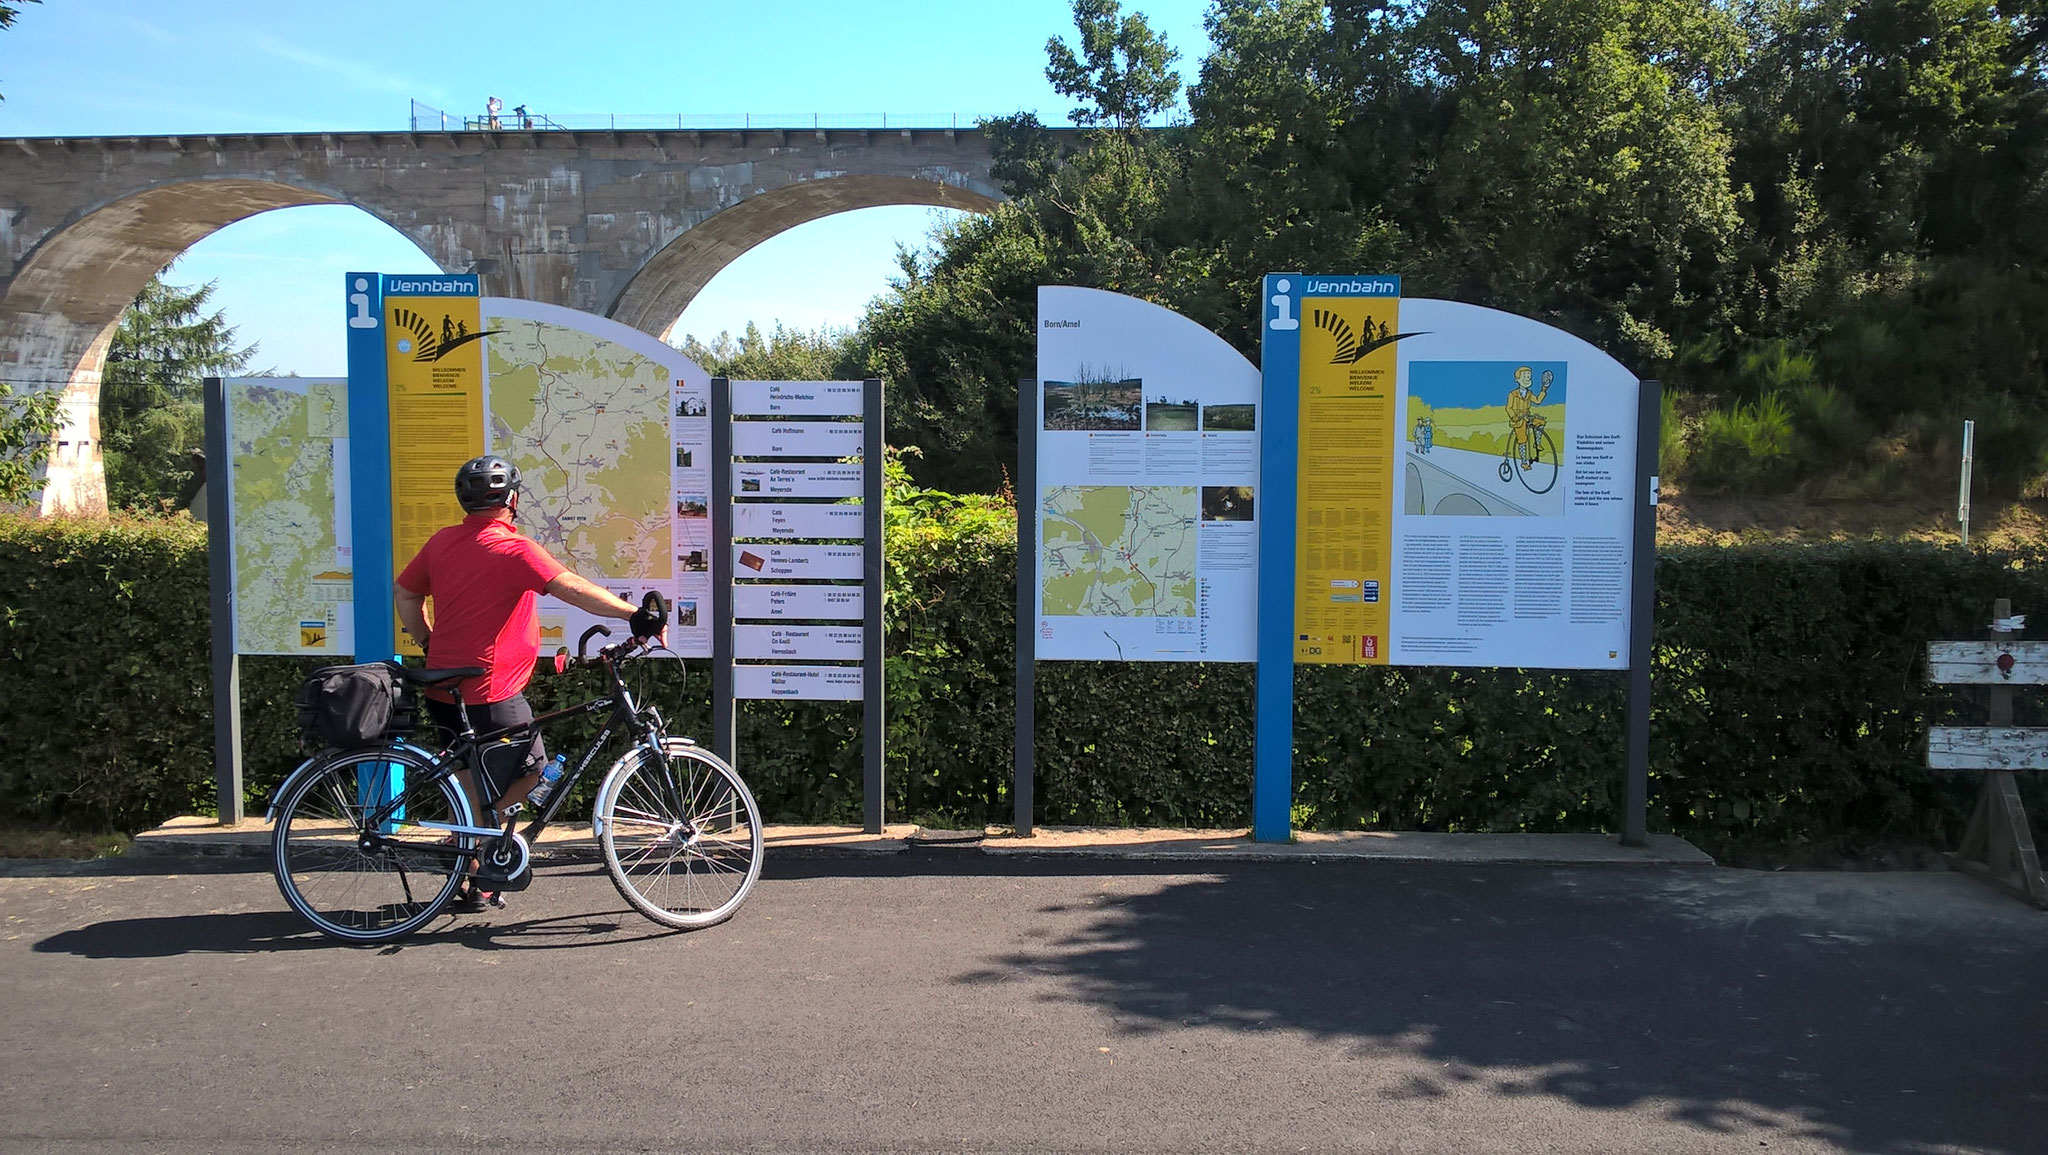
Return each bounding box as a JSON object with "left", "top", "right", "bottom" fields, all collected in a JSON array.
[
  {"left": 202, "top": 376, "right": 243, "bottom": 824},
  {"left": 1621, "top": 379, "right": 1662, "bottom": 847},
  {"left": 1014, "top": 379, "right": 1036, "bottom": 836},
  {"left": 1959, "top": 419, "right": 1976, "bottom": 547},
  {"left": 718, "top": 378, "right": 885, "bottom": 831},
  {"left": 711, "top": 377, "right": 736, "bottom": 766}
]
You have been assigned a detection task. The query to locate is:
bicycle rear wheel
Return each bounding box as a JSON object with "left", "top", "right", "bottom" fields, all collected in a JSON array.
[
  {"left": 271, "top": 746, "right": 472, "bottom": 943},
  {"left": 595, "top": 738, "right": 763, "bottom": 930}
]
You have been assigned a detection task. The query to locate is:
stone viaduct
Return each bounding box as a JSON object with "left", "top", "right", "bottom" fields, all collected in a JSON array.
[{"left": 0, "top": 124, "right": 1010, "bottom": 511}]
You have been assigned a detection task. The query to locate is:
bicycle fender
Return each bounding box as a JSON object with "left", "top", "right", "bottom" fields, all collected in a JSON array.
[{"left": 588, "top": 738, "right": 682, "bottom": 841}]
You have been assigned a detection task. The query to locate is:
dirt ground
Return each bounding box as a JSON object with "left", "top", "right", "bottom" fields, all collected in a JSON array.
[{"left": 1657, "top": 490, "right": 2048, "bottom": 547}]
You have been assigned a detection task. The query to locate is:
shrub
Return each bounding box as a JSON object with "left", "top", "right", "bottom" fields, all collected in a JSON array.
[{"left": 3, "top": 509, "right": 2043, "bottom": 860}]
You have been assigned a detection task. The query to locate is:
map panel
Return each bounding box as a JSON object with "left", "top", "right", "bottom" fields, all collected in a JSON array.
[
  {"left": 227, "top": 378, "right": 352, "bottom": 655},
  {"left": 485, "top": 314, "right": 673, "bottom": 582},
  {"left": 1041, "top": 485, "right": 1198, "bottom": 618}
]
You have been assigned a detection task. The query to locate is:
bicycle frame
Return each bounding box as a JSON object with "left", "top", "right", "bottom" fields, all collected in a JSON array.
[{"left": 352, "top": 644, "right": 684, "bottom": 861}]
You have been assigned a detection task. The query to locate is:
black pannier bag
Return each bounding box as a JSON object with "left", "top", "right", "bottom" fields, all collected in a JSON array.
[{"left": 294, "top": 661, "right": 417, "bottom": 749}]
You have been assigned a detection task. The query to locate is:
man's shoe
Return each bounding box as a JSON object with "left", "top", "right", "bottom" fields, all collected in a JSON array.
[{"left": 448, "top": 886, "right": 503, "bottom": 914}]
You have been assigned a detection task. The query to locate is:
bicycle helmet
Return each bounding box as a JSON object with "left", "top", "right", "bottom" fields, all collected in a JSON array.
[{"left": 453, "top": 455, "right": 520, "bottom": 513}]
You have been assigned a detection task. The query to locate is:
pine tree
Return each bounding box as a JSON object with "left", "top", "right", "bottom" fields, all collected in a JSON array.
[{"left": 99, "top": 276, "right": 256, "bottom": 510}]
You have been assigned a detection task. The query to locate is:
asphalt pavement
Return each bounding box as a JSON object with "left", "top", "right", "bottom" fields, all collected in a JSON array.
[{"left": 2, "top": 852, "right": 2045, "bottom": 1154}]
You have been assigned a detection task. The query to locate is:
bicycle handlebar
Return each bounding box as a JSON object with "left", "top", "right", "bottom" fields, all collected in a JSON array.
[{"left": 551, "top": 622, "right": 659, "bottom": 675}]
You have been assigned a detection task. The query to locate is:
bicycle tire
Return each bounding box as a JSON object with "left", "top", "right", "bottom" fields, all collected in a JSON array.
[
  {"left": 271, "top": 746, "right": 472, "bottom": 944},
  {"left": 594, "top": 738, "right": 763, "bottom": 930},
  {"left": 1519, "top": 428, "right": 1560, "bottom": 495}
]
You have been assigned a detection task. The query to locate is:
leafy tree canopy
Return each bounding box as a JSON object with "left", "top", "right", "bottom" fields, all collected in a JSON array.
[{"left": 0, "top": 383, "right": 62, "bottom": 506}]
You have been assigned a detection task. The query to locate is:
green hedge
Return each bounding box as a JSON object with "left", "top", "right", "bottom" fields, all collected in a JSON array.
[{"left": 3, "top": 507, "right": 2043, "bottom": 859}]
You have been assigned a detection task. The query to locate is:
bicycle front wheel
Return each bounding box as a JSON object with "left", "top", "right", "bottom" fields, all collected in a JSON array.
[
  {"left": 595, "top": 738, "right": 763, "bottom": 930},
  {"left": 271, "top": 746, "right": 472, "bottom": 944},
  {"left": 1520, "top": 428, "right": 1560, "bottom": 495}
]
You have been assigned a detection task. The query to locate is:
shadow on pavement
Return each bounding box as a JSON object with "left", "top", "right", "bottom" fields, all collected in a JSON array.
[
  {"left": 30, "top": 861, "right": 689, "bottom": 958},
  {"left": 937, "top": 860, "right": 2048, "bottom": 1155}
]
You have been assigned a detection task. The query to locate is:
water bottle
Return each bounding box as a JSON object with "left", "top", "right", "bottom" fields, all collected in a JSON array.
[{"left": 527, "top": 753, "right": 567, "bottom": 808}]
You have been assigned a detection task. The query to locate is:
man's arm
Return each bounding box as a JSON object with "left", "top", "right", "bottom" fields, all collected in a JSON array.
[
  {"left": 546, "top": 571, "right": 639, "bottom": 620},
  {"left": 395, "top": 585, "right": 432, "bottom": 648}
]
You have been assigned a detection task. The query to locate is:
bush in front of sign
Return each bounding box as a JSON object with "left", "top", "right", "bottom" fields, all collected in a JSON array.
[{"left": 0, "top": 512, "right": 214, "bottom": 831}]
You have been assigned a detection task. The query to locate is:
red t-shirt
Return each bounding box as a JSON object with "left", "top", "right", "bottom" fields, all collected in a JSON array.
[{"left": 396, "top": 514, "right": 567, "bottom": 703}]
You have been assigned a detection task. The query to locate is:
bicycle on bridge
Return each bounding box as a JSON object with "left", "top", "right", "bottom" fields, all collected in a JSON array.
[{"left": 268, "top": 625, "right": 763, "bottom": 944}]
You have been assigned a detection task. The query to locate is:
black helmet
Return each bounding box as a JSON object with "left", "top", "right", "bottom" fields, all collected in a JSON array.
[{"left": 454, "top": 455, "right": 520, "bottom": 512}]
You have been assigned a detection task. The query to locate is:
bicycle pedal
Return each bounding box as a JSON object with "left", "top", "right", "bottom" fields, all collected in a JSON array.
[{"left": 486, "top": 892, "right": 508, "bottom": 909}]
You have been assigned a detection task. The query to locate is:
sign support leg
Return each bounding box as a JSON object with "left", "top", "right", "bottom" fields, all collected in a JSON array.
[
  {"left": 1621, "top": 379, "right": 1660, "bottom": 847},
  {"left": 1014, "top": 379, "right": 1036, "bottom": 837},
  {"left": 1252, "top": 274, "right": 1303, "bottom": 843},
  {"left": 203, "top": 376, "right": 243, "bottom": 824},
  {"left": 862, "top": 377, "right": 885, "bottom": 835},
  {"left": 711, "top": 377, "right": 736, "bottom": 769}
]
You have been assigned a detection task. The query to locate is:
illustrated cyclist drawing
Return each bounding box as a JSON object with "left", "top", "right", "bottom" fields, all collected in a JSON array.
[
  {"left": 1402, "top": 361, "right": 1567, "bottom": 516},
  {"left": 269, "top": 455, "right": 763, "bottom": 943}
]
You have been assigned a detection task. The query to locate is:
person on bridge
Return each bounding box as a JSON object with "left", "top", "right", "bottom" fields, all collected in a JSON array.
[{"left": 394, "top": 454, "right": 666, "bottom": 910}]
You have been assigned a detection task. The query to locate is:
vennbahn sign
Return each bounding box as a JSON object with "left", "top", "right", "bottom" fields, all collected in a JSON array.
[
  {"left": 382, "top": 275, "right": 479, "bottom": 296},
  {"left": 1301, "top": 275, "right": 1400, "bottom": 296}
]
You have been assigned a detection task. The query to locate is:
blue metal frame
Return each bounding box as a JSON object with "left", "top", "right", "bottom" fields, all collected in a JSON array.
[
  {"left": 344, "top": 272, "right": 392, "bottom": 662},
  {"left": 1253, "top": 274, "right": 1304, "bottom": 842}
]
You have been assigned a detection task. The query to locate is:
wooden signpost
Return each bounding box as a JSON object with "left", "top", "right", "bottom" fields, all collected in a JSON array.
[{"left": 1926, "top": 598, "right": 2048, "bottom": 908}]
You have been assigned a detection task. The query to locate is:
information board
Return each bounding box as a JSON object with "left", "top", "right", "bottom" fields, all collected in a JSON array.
[
  {"left": 383, "top": 278, "right": 486, "bottom": 580},
  {"left": 1263, "top": 276, "right": 1639, "bottom": 670},
  {"left": 223, "top": 377, "right": 353, "bottom": 655},
  {"left": 1033, "top": 286, "right": 1261, "bottom": 662},
  {"left": 340, "top": 275, "right": 714, "bottom": 659},
  {"left": 724, "top": 378, "right": 873, "bottom": 700}
]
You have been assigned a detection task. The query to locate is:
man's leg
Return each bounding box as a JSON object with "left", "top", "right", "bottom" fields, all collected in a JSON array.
[{"left": 474, "top": 695, "right": 546, "bottom": 813}]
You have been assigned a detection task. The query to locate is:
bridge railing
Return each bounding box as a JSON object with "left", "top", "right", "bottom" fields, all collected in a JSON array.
[{"left": 409, "top": 100, "right": 994, "bottom": 133}]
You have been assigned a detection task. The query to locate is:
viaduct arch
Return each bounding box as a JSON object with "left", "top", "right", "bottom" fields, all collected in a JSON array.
[{"left": 0, "top": 126, "right": 1008, "bottom": 511}]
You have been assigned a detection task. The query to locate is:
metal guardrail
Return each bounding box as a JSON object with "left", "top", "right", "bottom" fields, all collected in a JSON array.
[{"left": 408, "top": 100, "right": 992, "bottom": 133}]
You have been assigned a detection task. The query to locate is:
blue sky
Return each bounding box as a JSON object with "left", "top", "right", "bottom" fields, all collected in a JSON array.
[
  {"left": 0, "top": 0, "right": 1211, "bottom": 374},
  {"left": 1408, "top": 362, "right": 1570, "bottom": 411}
]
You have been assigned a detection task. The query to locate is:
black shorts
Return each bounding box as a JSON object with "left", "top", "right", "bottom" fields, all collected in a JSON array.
[{"left": 425, "top": 694, "right": 546, "bottom": 799}]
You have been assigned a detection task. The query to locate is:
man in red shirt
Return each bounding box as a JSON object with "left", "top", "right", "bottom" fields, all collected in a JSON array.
[{"left": 395, "top": 456, "right": 663, "bottom": 904}]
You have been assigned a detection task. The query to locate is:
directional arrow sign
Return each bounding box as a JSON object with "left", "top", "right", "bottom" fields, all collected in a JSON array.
[
  {"left": 733, "top": 544, "right": 865, "bottom": 580},
  {"left": 734, "top": 664, "right": 864, "bottom": 701},
  {"left": 730, "top": 380, "right": 865, "bottom": 417},
  {"left": 732, "top": 584, "right": 864, "bottom": 620},
  {"left": 731, "top": 503, "right": 864, "bottom": 540},
  {"left": 734, "top": 624, "right": 864, "bottom": 660},
  {"left": 734, "top": 462, "right": 863, "bottom": 499},
  {"left": 732, "top": 421, "right": 862, "bottom": 458}
]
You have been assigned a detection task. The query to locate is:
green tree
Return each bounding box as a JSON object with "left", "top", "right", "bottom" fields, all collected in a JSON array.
[
  {"left": 0, "top": 382, "right": 63, "bottom": 505},
  {"left": 676, "top": 321, "right": 864, "bottom": 381},
  {"left": 855, "top": 4, "right": 1192, "bottom": 492},
  {"left": 1045, "top": 0, "right": 1185, "bottom": 129},
  {"left": 99, "top": 276, "right": 255, "bottom": 511},
  {"left": 0, "top": 0, "right": 40, "bottom": 101}
]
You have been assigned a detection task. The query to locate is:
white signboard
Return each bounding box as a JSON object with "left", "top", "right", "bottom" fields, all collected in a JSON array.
[
  {"left": 732, "top": 503, "right": 865, "bottom": 540},
  {"left": 735, "top": 624, "right": 864, "bottom": 660},
  {"left": 1384, "top": 299, "right": 1638, "bottom": 668},
  {"left": 1034, "top": 286, "right": 1261, "bottom": 662},
  {"left": 732, "top": 421, "right": 862, "bottom": 458},
  {"left": 482, "top": 297, "right": 715, "bottom": 660},
  {"left": 224, "top": 377, "right": 354, "bottom": 656},
  {"left": 735, "top": 463, "right": 863, "bottom": 498},
  {"left": 733, "top": 584, "right": 864, "bottom": 620},
  {"left": 731, "top": 380, "right": 864, "bottom": 417},
  {"left": 734, "top": 544, "right": 865, "bottom": 580},
  {"left": 734, "top": 664, "right": 864, "bottom": 701}
]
